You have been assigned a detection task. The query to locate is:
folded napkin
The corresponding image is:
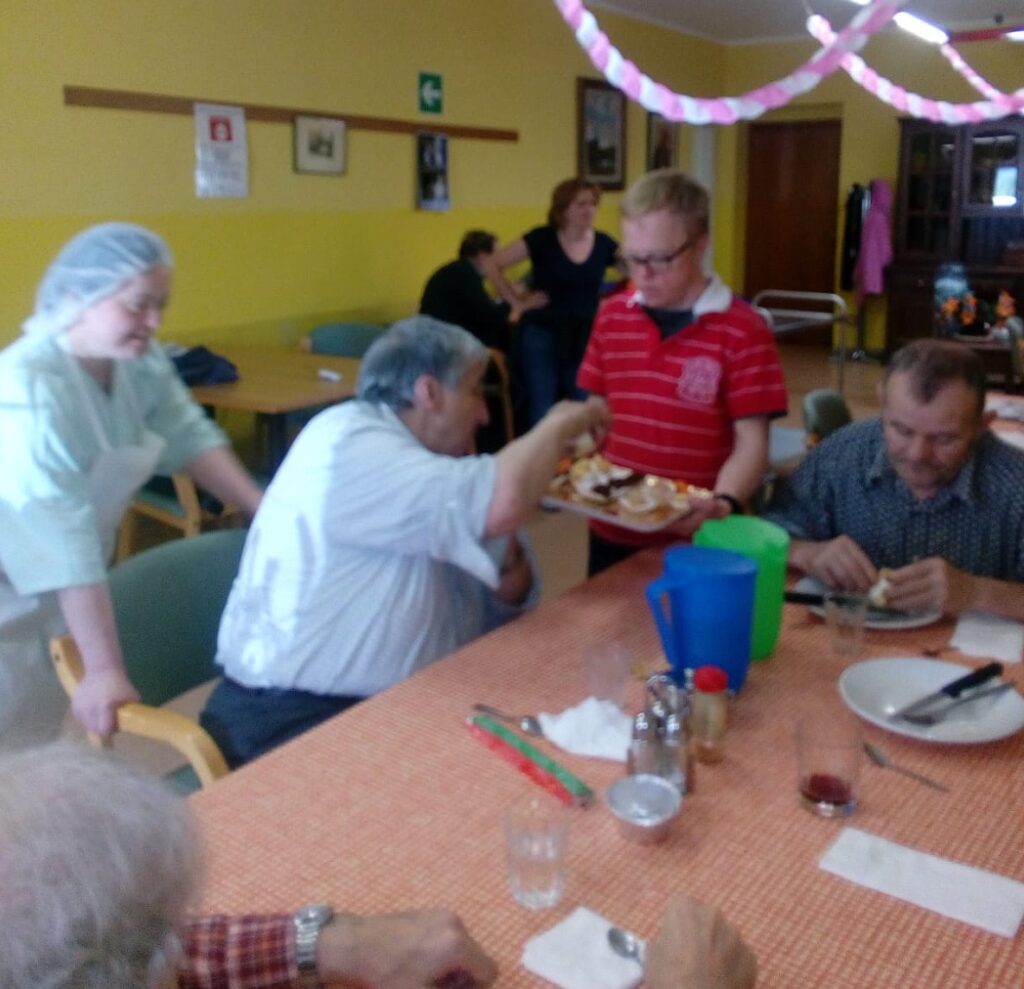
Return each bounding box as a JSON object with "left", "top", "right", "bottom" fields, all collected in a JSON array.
[
  {"left": 522, "top": 906, "right": 643, "bottom": 989},
  {"left": 950, "top": 611, "right": 1024, "bottom": 664},
  {"left": 538, "top": 698, "right": 632, "bottom": 761},
  {"left": 820, "top": 827, "right": 1024, "bottom": 938}
]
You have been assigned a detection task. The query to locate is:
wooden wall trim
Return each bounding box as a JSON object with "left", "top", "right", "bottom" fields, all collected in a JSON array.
[{"left": 63, "top": 85, "right": 518, "bottom": 142}]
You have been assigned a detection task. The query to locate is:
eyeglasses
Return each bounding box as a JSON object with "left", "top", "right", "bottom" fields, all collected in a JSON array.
[{"left": 622, "top": 241, "right": 692, "bottom": 274}]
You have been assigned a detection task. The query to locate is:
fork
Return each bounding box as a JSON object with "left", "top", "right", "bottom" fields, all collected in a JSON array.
[{"left": 863, "top": 741, "right": 948, "bottom": 792}]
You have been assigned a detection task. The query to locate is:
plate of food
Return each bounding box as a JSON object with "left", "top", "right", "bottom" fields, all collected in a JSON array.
[
  {"left": 839, "top": 657, "right": 1024, "bottom": 743},
  {"left": 793, "top": 575, "right": 942, "bottom": 630},
  {"left": 542, "top": 453, "right": 713, "bottom": 533}
]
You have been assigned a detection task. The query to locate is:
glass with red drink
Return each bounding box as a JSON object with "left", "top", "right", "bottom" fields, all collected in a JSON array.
[{"left": 795, "top": 711, "right": 862, "bottom": 817}]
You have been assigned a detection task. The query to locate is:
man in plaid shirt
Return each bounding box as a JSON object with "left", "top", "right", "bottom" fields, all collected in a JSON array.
[{"left": 0, "top": 743, "right": 754, "bottom": 989}]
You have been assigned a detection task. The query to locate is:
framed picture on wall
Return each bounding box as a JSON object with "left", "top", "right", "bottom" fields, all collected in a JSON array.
[
  {"left": 293, "top": 115, "right": 346, "bottom": 175},
  {"left": 417, "top": 132, "right": 450, "bottom": 211},
  {"left": 576, "top": 78, "right": 626, "bottom": 190},
  {"left": 646, "top": 113, "right": 679, "bottom": 171}
]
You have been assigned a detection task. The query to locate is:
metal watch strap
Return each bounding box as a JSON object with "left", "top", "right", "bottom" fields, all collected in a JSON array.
[{"left": 293, "top": 903, "right": 333, "bottom": 989}]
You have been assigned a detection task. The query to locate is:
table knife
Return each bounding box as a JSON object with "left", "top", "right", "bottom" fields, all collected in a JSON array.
[
  {"left": 783, "top": 590, "right": 912, "bottom": 617},
  {"left": 890, "top": 662, "right": 1004, "bottom": 722}
]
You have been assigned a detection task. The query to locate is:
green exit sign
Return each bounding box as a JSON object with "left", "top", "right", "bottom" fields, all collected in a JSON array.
[{"left": 419, "top": 72, "right": 443, "bottom": 114}]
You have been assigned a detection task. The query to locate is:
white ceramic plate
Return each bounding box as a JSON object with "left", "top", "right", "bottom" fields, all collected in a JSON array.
[
  {"left": 794, "top": 575, "right": 942, "bottom": 631},
  {"left": 839, "top": 657, "right": 1024, "bottom": 744}
]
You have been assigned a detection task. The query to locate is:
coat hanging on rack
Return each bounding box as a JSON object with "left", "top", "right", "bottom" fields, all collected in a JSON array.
[
  {"left": 840, "top": 183, "right": 866, "bottom": 292},
  {"left": 854, "top": 179, "right": 893, "bottom": 302}
]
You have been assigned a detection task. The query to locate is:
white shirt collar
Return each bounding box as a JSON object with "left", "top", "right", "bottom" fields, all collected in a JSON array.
[{"left": 628, "top": 273, "right": 732, "bottom": 316}]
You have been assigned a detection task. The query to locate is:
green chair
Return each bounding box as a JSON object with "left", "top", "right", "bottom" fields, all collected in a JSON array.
[
  {"left": 51, "top": 528, "right": 247, "bottom": 794},
  {"left": 301, "top": 321, "right": 386, "bottom": 358},
  {"left": 802, "top": 388, "right": 852, "bottom": 446}
]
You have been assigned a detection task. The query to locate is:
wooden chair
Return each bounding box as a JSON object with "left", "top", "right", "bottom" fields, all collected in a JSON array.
[
  {"left": 117, "top": 473, "right": 242, "bottom": 561},
  {"left": 51, "top": 528, "right": 247, "bottom": 792},
  {"left": 301, "top": 321, "right": 386, "bottom": 358}
]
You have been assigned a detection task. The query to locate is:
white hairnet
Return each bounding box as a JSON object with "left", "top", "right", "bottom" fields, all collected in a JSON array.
[{"left": 22, "top": 223, "right": 174, "bottom": 337}]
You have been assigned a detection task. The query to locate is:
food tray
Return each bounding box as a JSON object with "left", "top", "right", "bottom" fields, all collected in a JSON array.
[{"left": 542, "top": 456, "right": 712, "bottom": 533}]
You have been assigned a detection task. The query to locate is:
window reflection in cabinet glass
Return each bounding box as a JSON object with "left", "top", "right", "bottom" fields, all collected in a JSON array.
[{"left": 968, "top": 131, "right": 1019, "bottom": 207}]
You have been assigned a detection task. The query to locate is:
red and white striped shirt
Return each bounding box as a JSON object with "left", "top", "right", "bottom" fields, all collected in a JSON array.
[
  {"left": 577, "top": 277, "right": 787, "bottom": 546},
  {"left": 179, "top": 915, "right": 296, "bottom": 989}
]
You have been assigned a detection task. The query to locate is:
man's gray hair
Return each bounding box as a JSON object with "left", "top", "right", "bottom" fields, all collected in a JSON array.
[
  {"left": 357, "top": 315, "right": 488, "bottom": 410},
  {"left": 0, "top": 743, "right": 201, "bottom": 989}
]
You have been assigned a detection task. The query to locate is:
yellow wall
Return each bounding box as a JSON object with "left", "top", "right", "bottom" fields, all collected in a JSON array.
[
  {"left": 0, "top": 0, "right": 725, "bottom": 348},
  {"left": 4, "top": 4, "right": 1022, "bottom": 355}
]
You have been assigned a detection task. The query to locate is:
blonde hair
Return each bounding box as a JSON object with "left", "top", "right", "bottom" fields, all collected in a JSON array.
[{"left": 621, "top": 169, "right": 709, "bottom": 239}]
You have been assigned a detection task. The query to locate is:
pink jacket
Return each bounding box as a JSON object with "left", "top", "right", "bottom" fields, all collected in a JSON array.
[{"left": 854, "top": 178, "right": 893, "bottom": 301}]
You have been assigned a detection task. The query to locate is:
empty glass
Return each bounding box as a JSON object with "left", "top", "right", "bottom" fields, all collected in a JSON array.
[
  {"left": 503, "top": 797, "right": 569, "bottom": 909},
  {"left": 824, "top": 593, "right": 867, "bottom": 658}
]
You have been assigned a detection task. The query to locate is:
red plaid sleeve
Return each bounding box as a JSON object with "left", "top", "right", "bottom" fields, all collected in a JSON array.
[{"left": 178, "top": 914, "right": 298, "bottom": 989}]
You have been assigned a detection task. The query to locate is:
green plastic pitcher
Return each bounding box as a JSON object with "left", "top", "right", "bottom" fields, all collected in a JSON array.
[{"left": 694, "top": 515, "right": 790, "bottom": 660}]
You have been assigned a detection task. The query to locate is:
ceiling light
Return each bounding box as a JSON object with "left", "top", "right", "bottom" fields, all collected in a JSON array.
[{"left": 893, "top": 11, "right": 949, "bottom": 44}]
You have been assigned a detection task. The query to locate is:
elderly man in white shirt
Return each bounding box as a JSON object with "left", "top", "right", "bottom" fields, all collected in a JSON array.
[{"left": 203, "top": 315, "right": 609, "bottom": 766}]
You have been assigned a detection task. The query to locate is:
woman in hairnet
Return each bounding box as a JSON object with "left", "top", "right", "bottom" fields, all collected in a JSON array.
[{"left": 0, "top": 223, "right": 263, "bottom": 747}]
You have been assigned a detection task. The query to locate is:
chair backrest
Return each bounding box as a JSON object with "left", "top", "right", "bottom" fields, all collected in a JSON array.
[
  {"left": 306, "top": 322, "right": 385, "bottom": 358},
  {"left": 108, "top": 528, "right": 247, "bottom": 706},
  {"left": 802, "top": 388, "right": 852, "bottom": 444}
]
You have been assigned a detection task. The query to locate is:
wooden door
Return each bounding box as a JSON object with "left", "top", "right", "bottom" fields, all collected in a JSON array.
[{"left": 744, "top": 119, "right": 842, "bottom": 345}]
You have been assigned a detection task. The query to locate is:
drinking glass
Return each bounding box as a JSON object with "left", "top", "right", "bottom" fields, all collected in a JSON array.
[
  {"left": 503, "top": 797, "right": 568, "bottom": 908},
  {"left": 584, "top": 640, "right": 632, "bottom": 709},
  {"left": 824, "top": 593, "right": 867, "bottom": 658},
  {"left": 795, "top": 711, "right": 862, "bottom": 817}
]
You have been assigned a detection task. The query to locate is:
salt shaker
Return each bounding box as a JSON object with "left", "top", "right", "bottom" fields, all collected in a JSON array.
[
  {"left": 692, "top": 665, "right": 728, "bottom": 764},
  {"left": 627, "top": 710, "right": 659, "bottom": 776}
]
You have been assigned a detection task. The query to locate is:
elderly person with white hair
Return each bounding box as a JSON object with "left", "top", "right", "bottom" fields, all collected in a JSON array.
[
  {"left": 0, "top": 742, "right": 499, "bottom": 988},
  {"left": 0, "top": 742, "right": 756, "bottom": 989},
  {"left": 0, "top": 223, "right": 263, "bottom": 746},
  {"left": 203, "top": 315, "right": 610, "bottom": 767}
]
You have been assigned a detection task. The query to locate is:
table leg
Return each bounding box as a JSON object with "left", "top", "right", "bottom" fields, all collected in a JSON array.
[{"left": 261, "top": 413, "right": 289, "bottom": 473}]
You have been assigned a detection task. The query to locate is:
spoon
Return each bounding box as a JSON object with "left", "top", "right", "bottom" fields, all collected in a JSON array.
[
  {"left": 607, "top": 925, "right": 645, "bottom": 965},
  {"left": 863, "top": 741, "right": 948, "bottom": 792},
  {"left": 472, "top": 703, "right": 543, "bottom": 737}
]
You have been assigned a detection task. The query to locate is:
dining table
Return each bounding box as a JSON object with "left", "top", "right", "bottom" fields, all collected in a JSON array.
[
  {"left": 189, "top": 347, "right": 360, "bottom": 470},
  {"left": 190, "top": 549, "right": 1024, "bottom": 988}
]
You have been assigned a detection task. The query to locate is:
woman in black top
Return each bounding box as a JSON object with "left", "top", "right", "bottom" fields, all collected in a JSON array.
[{"left": 485, "top": 178, "right": 620, "bottom": 428}]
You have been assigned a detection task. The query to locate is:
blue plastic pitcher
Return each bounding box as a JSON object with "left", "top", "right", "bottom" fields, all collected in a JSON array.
[{"left": 645, "top": 546, "right": 757, "bottom": 693}]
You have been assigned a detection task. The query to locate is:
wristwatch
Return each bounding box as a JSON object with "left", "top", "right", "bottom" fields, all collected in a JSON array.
[
  {"left": 714, "top": 492, "right": 743, "bottom": 515},
  {"left": 293, "top": 903, "right": 334, "bottom": 988}
]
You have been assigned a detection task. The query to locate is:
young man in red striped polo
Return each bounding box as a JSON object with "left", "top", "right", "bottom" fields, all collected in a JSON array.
[{"left": 577, "top": 169, "right": 788, "bottom": 575}]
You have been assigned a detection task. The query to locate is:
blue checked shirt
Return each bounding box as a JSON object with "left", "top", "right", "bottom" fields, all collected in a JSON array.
[{"left": 764, "top": 418, "right": 1024, "bottom": 581}]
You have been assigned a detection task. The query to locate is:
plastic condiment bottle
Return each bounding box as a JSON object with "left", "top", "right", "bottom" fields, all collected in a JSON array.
[{"left": 692, "top": 665, "right": 728, "bottom": 764}]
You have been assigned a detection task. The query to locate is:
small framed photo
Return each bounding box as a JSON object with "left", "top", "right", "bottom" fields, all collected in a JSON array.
[
  {"left": 646, "top": 113, "right": 679, "bottom": 171},
  {"left": 576, "top": 77, "right": 626, "bottom": 190},
  {"left": 417, "top": 132, "right": 450, "bottom": 211},
  {"left": 293, "top": 115, "right": 346, "bottom": 175}
]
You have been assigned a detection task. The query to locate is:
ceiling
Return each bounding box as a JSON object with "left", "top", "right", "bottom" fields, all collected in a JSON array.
[{"left": 589, "top": 0, "right": 1024, "bottom": 44}]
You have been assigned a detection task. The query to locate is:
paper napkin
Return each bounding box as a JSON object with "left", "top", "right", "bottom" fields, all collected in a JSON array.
[
  {"left": 819, "top": 827, "right": 1024, "bottom": 938},
  {"left": 538, "top": 697, "right": 632, "bottom": 761},
  {"left": 522, "top": 906, "right": 644, "bottom": 989},
  {"left": 951, "top": 611, "right": 1024, "bottom": 664}
]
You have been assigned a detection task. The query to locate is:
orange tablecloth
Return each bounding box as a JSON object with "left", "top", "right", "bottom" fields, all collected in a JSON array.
[{"left": 191, "top": 552, "right": 1024, "bottom": 987}]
